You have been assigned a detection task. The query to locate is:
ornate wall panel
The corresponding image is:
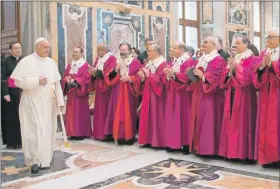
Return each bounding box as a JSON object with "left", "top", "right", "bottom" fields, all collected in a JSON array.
[
  {"left": 57, "top": 3, "right": 93, "bottom": 75},
  {"left": 97, "top": 8, "right": 145, "bottom": 56},
  {"left": 149, "top": 16, "right": 170, "bottom": 59}
]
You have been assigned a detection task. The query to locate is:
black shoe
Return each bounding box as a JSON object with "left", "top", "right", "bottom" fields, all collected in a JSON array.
[
  {"left": 262, "top": 162, "right": 280, "bottom": 169},
  {"left": 242, "top": 159, "right": 256, "bottom": 165},
  {"left": 77, "top": 137, "right": 84, "bottom": 141},
  {"left": 166, "top": 147, "right": 175, "bottom": 153},
  {"left": 182, "top": 146, "right": 190, "bottom": 155},
  {"left": 40, "top": 166, "right": 51, "bottom": 171},
  {"left": 142, "top": 144, "right": 151, "bottom": 148},
  {"left": 31, "top": 164, "right": 39, "bottom": 174},
  {"left": 126, "top": 138, "right": 135, "bottom": 146}
]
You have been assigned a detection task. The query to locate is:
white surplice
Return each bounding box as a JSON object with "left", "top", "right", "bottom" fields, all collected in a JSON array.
[{"left": 10, "top": 53, "right": 65, "bottom": 167}]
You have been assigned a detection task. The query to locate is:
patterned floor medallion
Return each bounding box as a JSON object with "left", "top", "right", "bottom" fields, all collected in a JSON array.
[
  {"left": 1, "top": 142, "right": 139, "bottom": 189},
  {"left": 81, "top": 159, "right": 279, "bottom": 189}
]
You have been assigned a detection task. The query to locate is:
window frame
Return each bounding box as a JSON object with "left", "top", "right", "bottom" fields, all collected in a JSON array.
[{"left": 178, "top": 1, "right": 200, "bottom": 48}]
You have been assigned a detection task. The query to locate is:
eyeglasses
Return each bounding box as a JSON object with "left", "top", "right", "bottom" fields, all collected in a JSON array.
[{"left": 265, "top": 35, "right": 279, "bottom": 40}]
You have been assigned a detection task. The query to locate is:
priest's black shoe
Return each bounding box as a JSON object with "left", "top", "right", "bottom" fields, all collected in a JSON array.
[
  {"left": 31, "top": 164, "right": 39, "bottom": 174},
  {"left": 40, "top": 166, "right": 51, "bottom": 171},
  {"left": 182, "top": 146, "right": 190, "bottom": 155},
  {"left": 165, "top": 147, "right": 175, "bottom": 153}
]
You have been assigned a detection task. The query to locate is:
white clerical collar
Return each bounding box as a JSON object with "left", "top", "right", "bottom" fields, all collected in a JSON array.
[
  {"left": 146, "top": 55, "right": 164, "bottom": 73},
  {"left": 196, "top": 49, "right": 219, "bottom": 69},
  {"left": 12, "top": 55, "right": 20, "bottom": 60},
  {"left": 70, "top": 57, "right": 85, "bottom": 74},
  {"left": 34, "top": 52, "right": 47, "bottom": 60},
  {"left": 266, "top": 46, "right": 279, "bottom": 61},
  {"left": 117, "top": 54, "right": 134, "bottom": 66},
  {"left": 96, "top": 52, "right": 112, "bottom": 71},
  {"left": 176, "top": 52, "right": 189, "bottom": 65},
  {"left": 235, "top": 49, "right": 253, "bottom": 64}
]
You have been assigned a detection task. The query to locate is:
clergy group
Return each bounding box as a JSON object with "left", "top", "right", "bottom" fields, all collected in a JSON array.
[{"left": 1, "top": 28, "right": 279, "bottom": 174}]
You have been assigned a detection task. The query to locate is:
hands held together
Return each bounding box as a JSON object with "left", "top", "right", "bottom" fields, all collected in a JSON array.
[
  {"left": 88, "top": 66, "right": 97, "bottom": 76},
  {"left": 164, "top": 67, "right": 174, "bottom": 79},
  {"left": 260, "top": 53, "right": 272, "bottom": 68}
]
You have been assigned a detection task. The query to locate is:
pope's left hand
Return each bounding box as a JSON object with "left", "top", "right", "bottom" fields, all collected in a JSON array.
[
  {"left": 193, "top": 69, "right": 203, "bottom": 79},
  {"left": 120, "top": 76, "right": 131, "bottom": 82}
]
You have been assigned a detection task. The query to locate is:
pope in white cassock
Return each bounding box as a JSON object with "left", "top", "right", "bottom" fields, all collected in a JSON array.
[{"left": 10, "top": 37, "right": 65, "bottom": 174}]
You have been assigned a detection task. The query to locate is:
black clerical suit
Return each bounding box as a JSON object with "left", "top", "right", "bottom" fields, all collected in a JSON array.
[{"left": 1, "top": 55, "right": 22, "bottom": 148}]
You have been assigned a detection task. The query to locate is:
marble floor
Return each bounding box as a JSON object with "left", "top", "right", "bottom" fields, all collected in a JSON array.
[{"left": 1, "top": 139, "right": 279, "bottom": 189}]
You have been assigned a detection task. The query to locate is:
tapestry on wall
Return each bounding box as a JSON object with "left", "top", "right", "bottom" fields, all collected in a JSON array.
[
  {"left": 57, "top": 3, "right": 93, "bottom": 75},
  {"left": 97, "top": 8, "right": 145, "bottom": 56},
  {"left": 149, "top": 15, "right": 170, "bottom": 59}
]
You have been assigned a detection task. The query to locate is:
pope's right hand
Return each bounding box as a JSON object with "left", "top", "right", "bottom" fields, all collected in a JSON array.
[
  {"left": 39, "top": 76, "right": 48, "bottom": 85},
  {"left": 4, "top": 95, "right": 11, "bottom": 102}
]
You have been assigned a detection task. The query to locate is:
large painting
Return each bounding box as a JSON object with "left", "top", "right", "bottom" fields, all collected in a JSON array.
[
  {"left": 57, "top": 3, "right": 93, "bottom": 76},
  {"left": 227, "top": 29, "right": 248, "bottom": 47},
  {"left": 227, "top": 2, "right": 248, "bottom": 26},
  {"left": 149, "top": 16, "right": 170, "bottom": 59},
  {"left": 97, "top": 9, "right": 145, "bottom": 56}
]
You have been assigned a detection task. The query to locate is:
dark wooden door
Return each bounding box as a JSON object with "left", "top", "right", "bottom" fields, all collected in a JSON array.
[{"left": 1, "top": 1, "right": 21, "bottom": 57}]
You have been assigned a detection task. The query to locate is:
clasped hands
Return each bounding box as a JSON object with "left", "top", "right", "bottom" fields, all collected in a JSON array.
[
  {"left": 163, "top": 67, "right": 174, "bottom": 79},
  {"left": 138, "top": 68, "right": 150, "bottom": 81},
  {"left": 227, "top": 57, "right": 237, "bottom": 73},
  {"left": 88, "top": 66, "right": 97, "bottom": 76},
  {"left": 260, "top": 53, "right": 272, "bottom": 68}
]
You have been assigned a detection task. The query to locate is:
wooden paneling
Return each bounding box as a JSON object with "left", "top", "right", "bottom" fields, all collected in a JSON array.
[{"left": 1, "top": 1, "right": 20, "bottom": 57}]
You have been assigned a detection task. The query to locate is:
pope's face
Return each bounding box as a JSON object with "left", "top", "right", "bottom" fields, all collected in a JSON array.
[{"left": 36, "top": 40, "right": 50, "bottom": 58}]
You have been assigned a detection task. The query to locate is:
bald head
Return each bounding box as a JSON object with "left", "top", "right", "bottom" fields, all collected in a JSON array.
[
  {"left": 35, "top": 38, "right": 50, "bottom": 58},
  {"left": 97, "top": 43, "right": 109, "bottom": 57},
  {"left": 173, "top": 41, "right": 187, "bottom": 58}
]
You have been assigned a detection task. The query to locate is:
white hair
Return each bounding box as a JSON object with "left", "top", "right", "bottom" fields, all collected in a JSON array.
[
  {"left": 206, "top": 36, "right": 219, "bottom": 47},
  {"left": 266, "top": 28, "right": 279, "bottom": 36},
  {"left": 175, "top": 41, "right": 187, "bottom": 52},
  {"left": 150, "top": 44, "right": 162, "bottom": 55}
]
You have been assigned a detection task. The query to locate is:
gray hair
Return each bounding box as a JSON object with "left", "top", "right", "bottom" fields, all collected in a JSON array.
[
  {"left": 206, "top": 36, "right": 219, "bottom": 47},
  {"left": 266, "top": 28, "right": 280, "bottom": 36},
  {"left": 97, "top": 43, "right": 110, "bottom": 52},
  {"left": 176, "top": 41, "right": 187, "bottom": 52},
  {"left": 150, "top": 44, "right": 162, "bottom": 55},
  {"left": 186, "top": 46, "right": 195, "bottom": 56},
  {"left": 215, "top": 36, "right": 223, "bottom": 46}
]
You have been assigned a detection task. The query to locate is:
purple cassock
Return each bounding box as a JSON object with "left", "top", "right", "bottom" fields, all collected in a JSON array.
[
  {"left": 138, "top": 58, "right": 167, "bottom": 148},
  {"left": 219, "top": 54, "right": 257, "bottom": 160},
  {"left": 188, "top": 54, "right": 226, "bottom": 155},
  {"left": 61, "top": 61, "right": 92, "bottom": 137},
  {"left": 90, "top": 54, "right": 117, "bottom": 140},
  {"left": 164, "top": 58, "right": 197, "bottom": 150}
]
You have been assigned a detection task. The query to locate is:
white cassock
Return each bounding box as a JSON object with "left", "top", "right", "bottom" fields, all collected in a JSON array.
[{"left": 10, "top": 52, "right": 64, "bottom": 167}]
